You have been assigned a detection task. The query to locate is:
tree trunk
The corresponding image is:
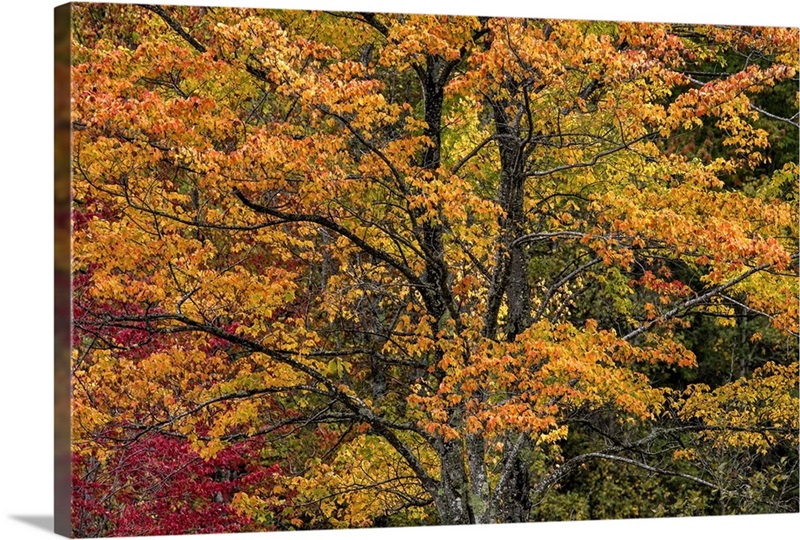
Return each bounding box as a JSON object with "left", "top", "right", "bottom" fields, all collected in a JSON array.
[
  {"left": 486, "top": 98, "right": 536, "bottom": 522},
  {"left": 434, "top": 439, "right": 473, "bottom": 524},
  {"left": 495, "top": 435, "right": 532, "bottom": 522},
  {"left": 467, "top": 433, "right": 492, "bottom": 523}
]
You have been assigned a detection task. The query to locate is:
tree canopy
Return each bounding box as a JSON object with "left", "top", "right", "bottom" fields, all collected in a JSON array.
[{"left": 69, "top": 3, "right": 798, "bottom": 535}]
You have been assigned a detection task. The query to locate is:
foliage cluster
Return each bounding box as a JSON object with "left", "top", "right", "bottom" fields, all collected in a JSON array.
[{"left": 70, "top": 4, "right": 799, "bottom": 535}]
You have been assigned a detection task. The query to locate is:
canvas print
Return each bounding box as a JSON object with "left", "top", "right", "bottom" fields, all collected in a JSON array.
[{"left": 55, "top": 2, "right": 800, "bottom": 537}]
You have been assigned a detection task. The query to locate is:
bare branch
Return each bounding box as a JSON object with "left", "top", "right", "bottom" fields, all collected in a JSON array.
[
  {"left": 451, "top": 134, "right": 496, "bottom": 176},
  {"left": 526, "top": 133, "right": 653, "bottom": 177},
  {"left": 751, "top": 103, "right": 800, "bottom": 128},
  {"left": 623, "top": 262, "right": 772, "bottom": 341}
]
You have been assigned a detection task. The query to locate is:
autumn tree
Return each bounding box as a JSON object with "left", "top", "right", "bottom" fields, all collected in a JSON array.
[{"left": 70, "top": 3, "right": 799, "bottom": 532}]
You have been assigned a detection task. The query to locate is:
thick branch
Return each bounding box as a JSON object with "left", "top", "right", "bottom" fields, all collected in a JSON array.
[
  {"left": 89, "top": 309, "right": 440, "bottom": 494},
  {"left": 140, "top": 5, "right": 206, "bottom": 53},
  {"left": 141, "top": 4, "right": 270, "bottom": 83},
  {"left": 232, "top": 188, "right": 423, "bottom": 291},
  {"left": 319, "top": 108, "right": 404, "bottom": 186}
]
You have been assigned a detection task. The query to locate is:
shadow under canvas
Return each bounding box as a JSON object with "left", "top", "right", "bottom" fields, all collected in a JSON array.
[{"left": 11, "top": 515, "right": 55, "bottom": 533}]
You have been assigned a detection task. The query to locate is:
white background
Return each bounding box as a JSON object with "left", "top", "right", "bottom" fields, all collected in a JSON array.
[{"left": 1, "top": 1, "right": 798, "bottom": 539}]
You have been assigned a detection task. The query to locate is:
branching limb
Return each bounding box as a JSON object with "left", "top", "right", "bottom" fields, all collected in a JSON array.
[
  {"left": 623, "top": 262, "right": 772, "bottom": 341},
  {"left": 526, "top": 132, "right": 654, "bottom": 177}
]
